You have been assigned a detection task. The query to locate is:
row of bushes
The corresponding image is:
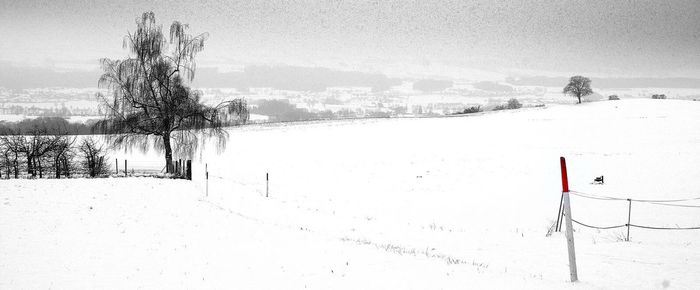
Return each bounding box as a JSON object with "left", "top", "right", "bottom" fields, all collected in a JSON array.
[
  {"left": 0, "top": 134, "right": 109, "bottom": 179},
  {"left": 493, "top": 98, "right": 523, "bottom": 111},
  {"left": 454, "top": 98, "right": 524, "bottom": 115},
  {"left": 609, "top": 94, "right": 666, "bottom": 100},
  {"left": 609, "top": 94, "right": 672, "bottom": 100}
]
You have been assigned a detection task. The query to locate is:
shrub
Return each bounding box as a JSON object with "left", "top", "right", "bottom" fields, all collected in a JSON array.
[
  {"left": 454, "top": 105, "right": 482, "bottom": 115},
  {"left": 608, "top": 95, "right": 620, "bottom": 100},
  {"left": 492, "top": 104, "right": 508, "bottom": 111},
  {"left": 651, "top": 94, "right": 667, "bottom": 99},
  {"left": 506, "top": 98, "right": 522, "bottom": 109}
]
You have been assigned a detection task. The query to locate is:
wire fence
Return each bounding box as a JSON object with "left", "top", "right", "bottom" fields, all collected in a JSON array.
[
  {"left": 556, "top": 189, "right": 700, "bottom": 238},
  {"left": 201, "top": 168, "right": 269, "bottom": 199},
  {"left": 569, "top": 190, "right": 700, "bottom": 203}
]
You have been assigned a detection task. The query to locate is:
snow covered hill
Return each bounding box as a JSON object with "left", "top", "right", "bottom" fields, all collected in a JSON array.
[{"left": 2, "top": 99, "right": 700, "bottom": 289}]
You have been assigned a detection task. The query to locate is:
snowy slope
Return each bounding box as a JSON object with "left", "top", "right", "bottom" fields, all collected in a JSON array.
[{"left": 2, "top": 99, "right": 700, "bottom": 289}]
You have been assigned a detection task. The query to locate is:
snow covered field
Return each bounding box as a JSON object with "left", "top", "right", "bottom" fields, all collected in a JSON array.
[{"left": 2, "top": 99, "right": 700, "bottom": 289}]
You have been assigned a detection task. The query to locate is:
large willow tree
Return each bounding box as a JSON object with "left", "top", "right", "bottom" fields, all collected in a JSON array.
[{"left": 96, "top": 12, "right": 248, "bottom": 173}]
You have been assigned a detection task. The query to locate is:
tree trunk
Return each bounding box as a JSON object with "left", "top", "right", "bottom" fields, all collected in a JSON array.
[
  {"left": 55, "top": 157, "right": 61, "bottom": 179},
  {"left": 63, "top": 158, "right": 70, "bottom": 178},
  {"left": 13, "top": 157, "right": 18, "bottom": 179},
  {"left": 577, "top": 94, "right": 582, "bottom": 104},
  {"left": 88, "top": 156, "right": 95, "bottom": 177},
  {"left": 163, "top": 133, "right": 173, "bottom": 173},
  {"left": 27, "top": 155, "right": 33, "bottom": 176},
  {"left": 38, "top": 158, "right": 43, "bottom": 178}
]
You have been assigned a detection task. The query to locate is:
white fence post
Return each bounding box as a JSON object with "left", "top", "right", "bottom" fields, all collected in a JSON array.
[{"left": 560, "top": 157, "right": 578, "bottom": 282}]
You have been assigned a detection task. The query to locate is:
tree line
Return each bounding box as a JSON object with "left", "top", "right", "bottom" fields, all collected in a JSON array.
[
  {"left": 0, "top": 131, "right": 109, "bottom": 179},
  {"left": 0, "top": 117, "right": 98, "bottom": 135}
]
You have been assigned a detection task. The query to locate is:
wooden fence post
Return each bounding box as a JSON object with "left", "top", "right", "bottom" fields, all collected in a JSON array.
[
  {"left": 560, "top": 157, "right": 578, "bottom": 282},
  {"left": 186, "top": 160, "right": 192, "bottom": 180},
  {"left": 116, "top": 158, "right": 118, "bottom": 174},
  {"left": 266, "top": 172, "right": 269, "bottom": 198},
  {"left": 124, "top": 159, "right": 127, "bottom": 177}
]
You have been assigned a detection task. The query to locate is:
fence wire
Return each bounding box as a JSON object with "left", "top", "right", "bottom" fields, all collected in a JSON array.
[
  {"left": 570, "top": 190, "right": 700, "bottom": 204},
  {"left": 559, "top": 190, "right": 700, "bottom": 232},
  {"left": 570, "top": 218, "right": 627, "bottom": 230}
]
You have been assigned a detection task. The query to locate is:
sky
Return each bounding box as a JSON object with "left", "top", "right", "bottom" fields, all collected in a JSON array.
[{"left": 0, "top": 0, "right": 699, "bottom": 87}]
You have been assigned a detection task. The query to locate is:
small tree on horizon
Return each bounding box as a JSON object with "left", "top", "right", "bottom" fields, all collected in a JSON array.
[
  {"left": 95, "top": 12, "right": 249, "bottom": 173},
  {"left": 563, "top": 75, "right": 594, "bottom": 104}
]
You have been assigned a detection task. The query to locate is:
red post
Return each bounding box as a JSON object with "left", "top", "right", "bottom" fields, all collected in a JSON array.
[
  {"left": 560, "top": 157, "right": 569, "bottom": 193},
  {"left": 559, "top": 156, "right": 578, "bottom": 282}
]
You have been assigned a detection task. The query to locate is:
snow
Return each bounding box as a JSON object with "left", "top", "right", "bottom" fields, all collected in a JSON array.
[{"left": 2, "top": 99, "right": 700, "bottom": 289}]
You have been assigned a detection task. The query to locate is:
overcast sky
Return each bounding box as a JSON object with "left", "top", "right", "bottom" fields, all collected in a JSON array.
[{"left": 1, "top": 0, "right": 699, "bottom": 84}]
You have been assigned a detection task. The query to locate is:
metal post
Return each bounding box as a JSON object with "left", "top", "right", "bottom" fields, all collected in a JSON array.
[
  {"left": 116, "top": 158, "right": 118, "bottom": 174},
  {"left": 560, "top": 157, "right": 578, "bottom": 282},
  {"left": 626, "top": 198, "right": 632, "bottom": 242},
  {"left": 555, "top": 193, "right": 564, "bottom": 232},
  {"left": 266, "top": 172, "right": 269, "bottom": 198}
]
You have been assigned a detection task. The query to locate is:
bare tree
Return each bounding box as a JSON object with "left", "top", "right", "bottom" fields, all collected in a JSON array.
[
  {"left": 0, "top": 142, "right": 7, "bottom": 179},
  {"left": 51, "top": 136, "right": 76, "bottom": 178},
  {"left": 95, "top": 12, "right": 249, "bottom": 173},
  {"left": 563, "top": 76, "right": 594, "bottom": 104},
  {"left": 23, "top": 130, "right": 66, "bottom": 178},
  {"left": 79, "top": 137, "right": 109, "bottom": 178},
  {"left": 0, "top": 134, "right": 24, "bottom": 178}
]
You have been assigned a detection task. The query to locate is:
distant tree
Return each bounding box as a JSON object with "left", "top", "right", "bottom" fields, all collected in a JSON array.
[
  {"left": 563, "top": 76, "right": 594, "bottom": 104},
  {"left": 253, "top": 99, "right": 297, "bottom": 117},
  {"left": 252, "top": 99, "right": 322, "bottom": 122},
  {"left": 506, "top": 98, "right": 522, "bottom": 109},
  {"left": 95, "top": 12, "right": 249, "bottom": 173}
]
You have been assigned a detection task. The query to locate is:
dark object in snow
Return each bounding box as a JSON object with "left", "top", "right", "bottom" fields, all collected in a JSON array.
[{"left": 593, "top": 175, "right": 604, "bottom": 184}]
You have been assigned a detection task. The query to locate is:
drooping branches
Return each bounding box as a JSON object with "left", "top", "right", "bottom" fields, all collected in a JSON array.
[{"left": 96, "top": 12, "right": 248, "bottom": 172}]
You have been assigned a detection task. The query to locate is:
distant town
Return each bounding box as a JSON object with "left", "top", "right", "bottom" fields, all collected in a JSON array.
[{"left": 1, "top": 81, "right": 698, "bottom": 124}]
